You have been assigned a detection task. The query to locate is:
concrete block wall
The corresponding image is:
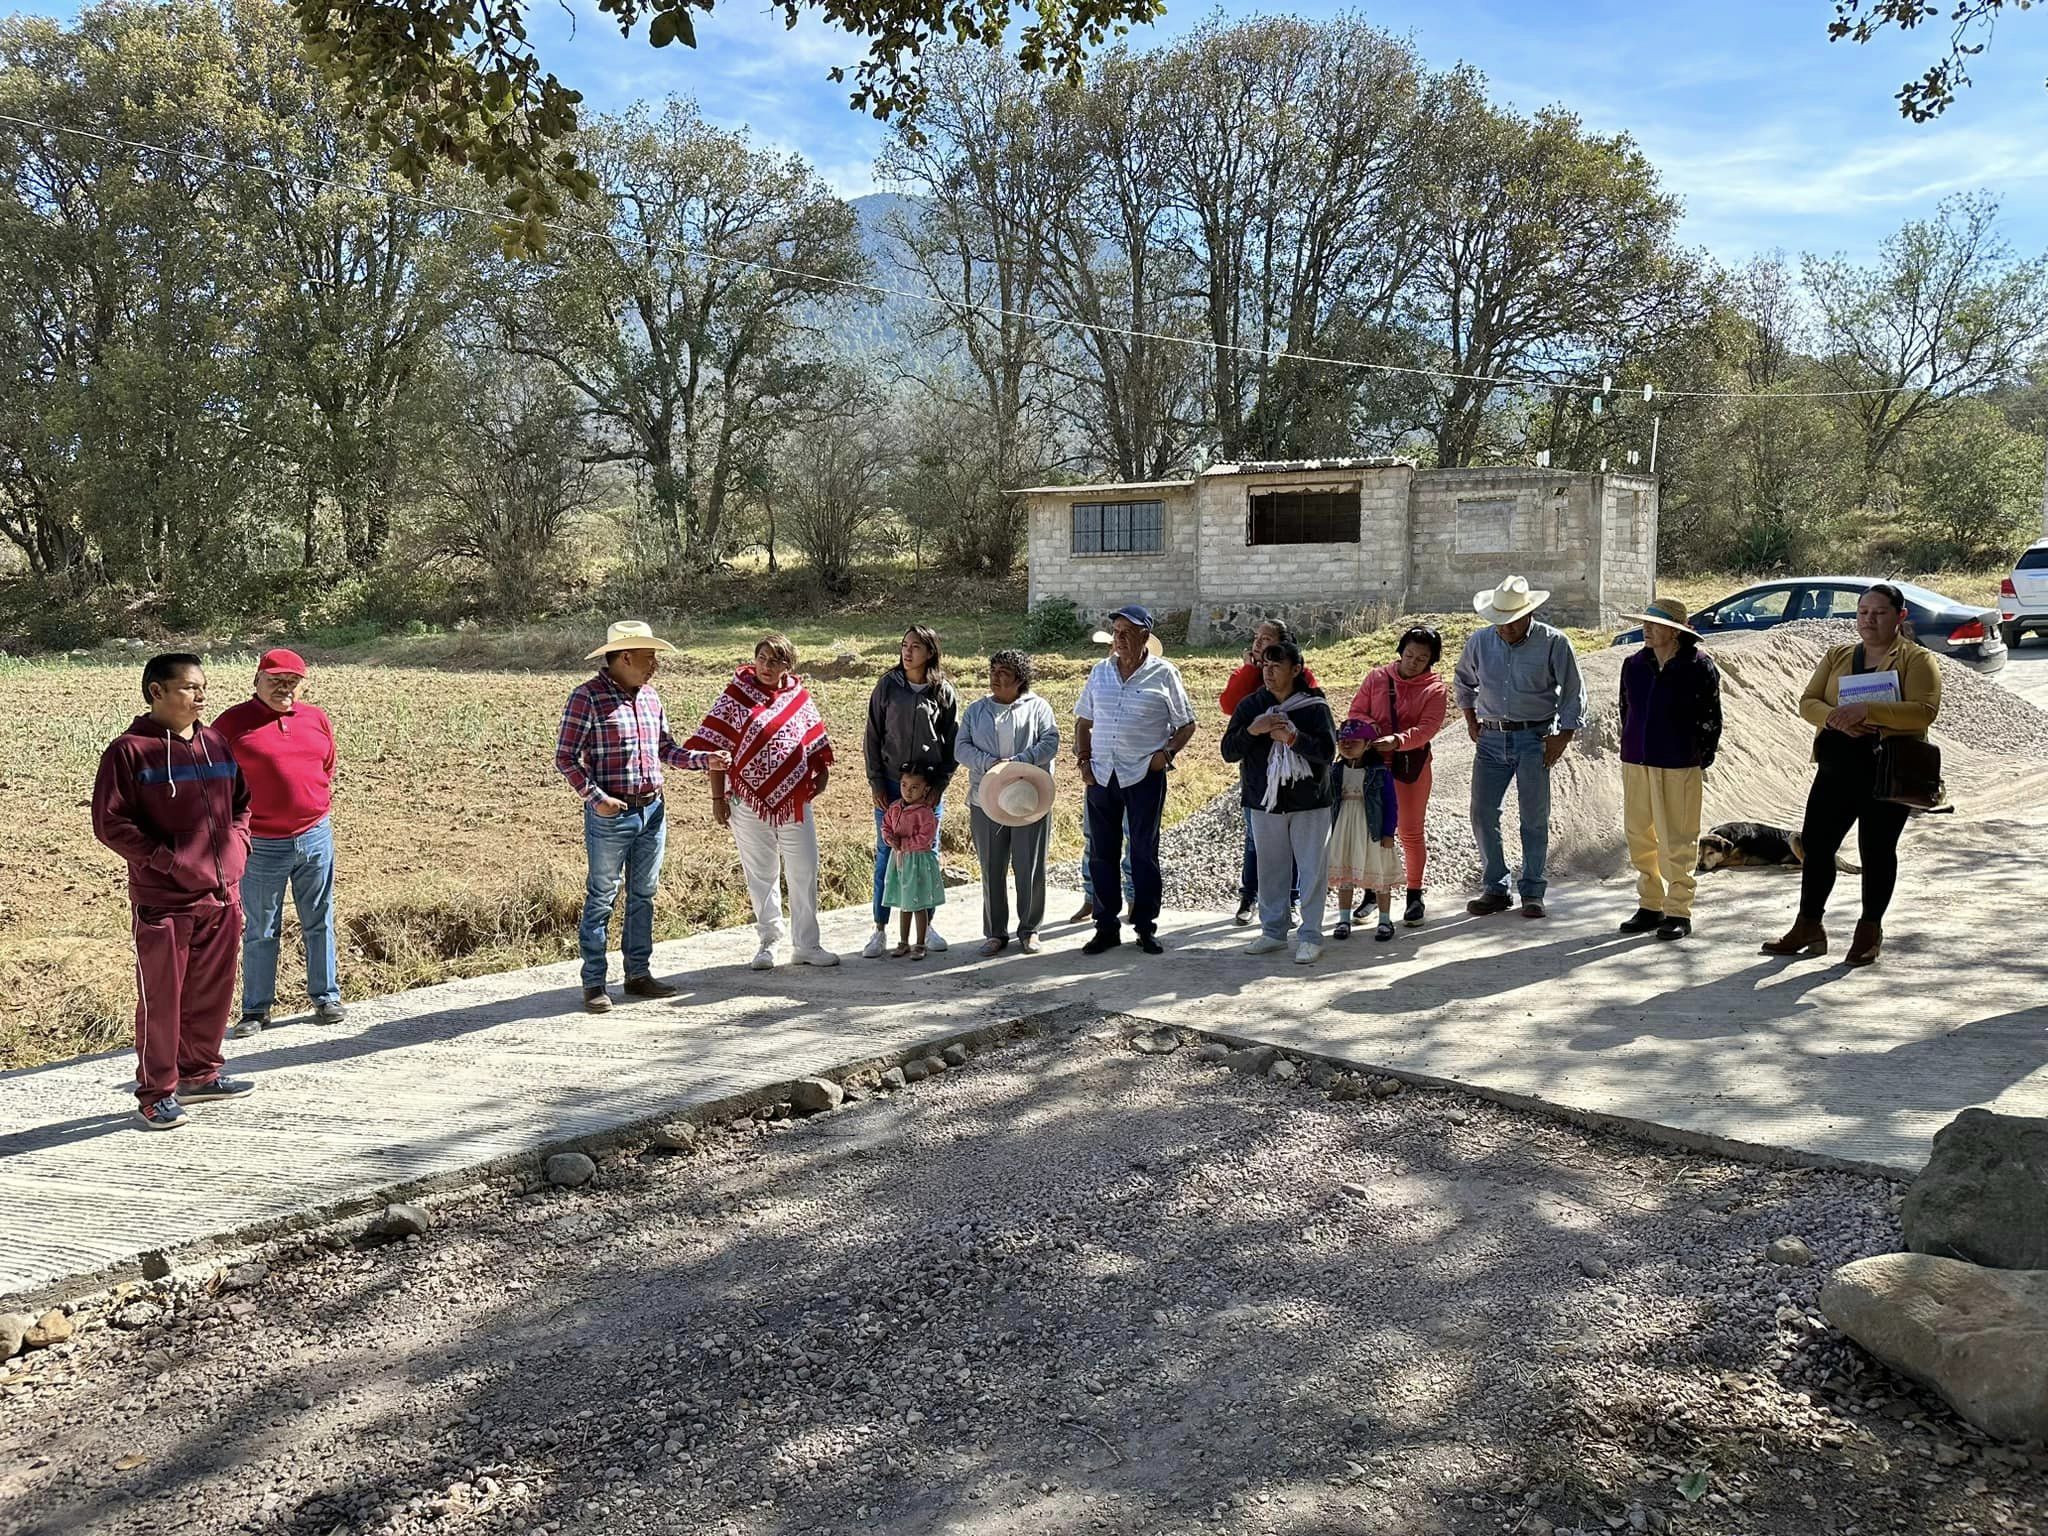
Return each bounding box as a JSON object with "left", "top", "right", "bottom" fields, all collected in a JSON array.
[
  {"left": 1407, "top": 468, "right": 1601, "bottom": 626},
  {"left": 1023, "top": 487, "right": 1199, "bottom": 622},
  {"left": 1187, "top": 466, "right": 1412, "bottom": 641},
  {"left": 1596, "top": 475, "right": 1658, "bottom": 626}
]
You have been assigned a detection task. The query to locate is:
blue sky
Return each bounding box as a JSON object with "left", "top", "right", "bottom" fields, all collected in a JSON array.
[
  {"left": 517, "top": 0, "right": 2048, "bottom": 265},
  {"left": 13, "top": 0, "right": 2048, "bottom": 262}
]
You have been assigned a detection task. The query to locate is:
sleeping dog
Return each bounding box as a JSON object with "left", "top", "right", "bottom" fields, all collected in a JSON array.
[{"left": 1696, "top": 822, "right": 1858, "bottom": 873}]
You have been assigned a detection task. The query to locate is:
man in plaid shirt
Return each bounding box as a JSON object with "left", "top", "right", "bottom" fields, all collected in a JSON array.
[{"left": 556, "top": 621, "right": 728, "bottom": 1012}]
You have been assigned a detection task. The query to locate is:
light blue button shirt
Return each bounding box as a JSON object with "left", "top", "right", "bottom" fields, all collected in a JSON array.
[
  {"left": 1075, "top": 655, "right": 1196, "bottom": 788},
  {"left": 1452, "top": 621, "right": 1587, "bottom": 731}
]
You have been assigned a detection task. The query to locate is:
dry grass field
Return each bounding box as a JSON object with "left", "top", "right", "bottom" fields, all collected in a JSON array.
[{"left": 0, "top": 565, "right": 1997, "bottom": 1072}]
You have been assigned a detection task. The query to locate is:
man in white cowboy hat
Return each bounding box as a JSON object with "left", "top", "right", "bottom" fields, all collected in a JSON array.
[
  {"left": 1616, "top": 598, "right": 1722, "bottom": 941},
  {"left": 555, "top": 620, "right": 729, "bottom": 1012},
  {"left": 1452, "top": 576, "right": 1587, "bottom": 919}
]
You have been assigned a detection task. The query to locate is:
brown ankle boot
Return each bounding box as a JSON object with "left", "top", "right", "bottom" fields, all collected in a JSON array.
[
  {"left": 1845, "top": 921, "right": 1882, "bottom": 967},
  {"left": 1760, "top": 915, "right": 1827, "bottom": 957}
]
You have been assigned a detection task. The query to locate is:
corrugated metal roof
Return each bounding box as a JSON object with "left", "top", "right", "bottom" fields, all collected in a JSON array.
[
  {"left": 1204, "top": 457, "right": 1416, "bottom": 475},
  {"left": 1006, "top": 479, "right": 1194, "bottom": 496}
]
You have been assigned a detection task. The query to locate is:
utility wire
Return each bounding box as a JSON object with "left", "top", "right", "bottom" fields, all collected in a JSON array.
[{"left": 0, "top": 106, "right": 1916, "bottom": 402}]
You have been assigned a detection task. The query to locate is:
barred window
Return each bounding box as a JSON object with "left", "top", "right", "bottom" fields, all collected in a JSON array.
[
  {"left": 1247, "top": 488, "right": 1359, "bottom": 546},
  {"left": 1071, "top": 500, "right": 1164, "bottom": 555}
]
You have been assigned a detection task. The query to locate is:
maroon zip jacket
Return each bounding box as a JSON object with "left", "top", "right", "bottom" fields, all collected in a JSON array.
[{"left": 92, "top": 714, "right": 251, "bottom": 911}]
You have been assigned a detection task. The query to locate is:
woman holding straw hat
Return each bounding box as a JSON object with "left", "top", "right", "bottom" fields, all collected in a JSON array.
[
  {"left": 959, "top": 649, "right": 1060, "bottom": 956},
  {"left": 1615, "top": 599, "right": 1722, "bottom": 941}
]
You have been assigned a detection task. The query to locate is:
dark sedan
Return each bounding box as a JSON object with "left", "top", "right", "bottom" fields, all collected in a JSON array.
[{"left": 1612, "top": 577, "right": 2008, "bottom": 672}]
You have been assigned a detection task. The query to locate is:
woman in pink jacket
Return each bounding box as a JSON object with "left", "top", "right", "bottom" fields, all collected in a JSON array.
[{"left": 1346, "top": 625, "right": 1450, "bottom": 926}]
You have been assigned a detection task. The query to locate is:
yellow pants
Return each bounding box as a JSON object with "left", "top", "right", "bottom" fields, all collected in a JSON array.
[{"left": 1622, "top": 763, "right": 1703, "bottom": 919}]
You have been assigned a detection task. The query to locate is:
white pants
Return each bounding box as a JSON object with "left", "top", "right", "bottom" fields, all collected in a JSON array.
[{"left": 728, "top": 801, "right": 822, "bottom": 952}]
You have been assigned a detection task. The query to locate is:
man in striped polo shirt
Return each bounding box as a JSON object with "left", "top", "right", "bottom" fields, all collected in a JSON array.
[{"left": 555, "top": 621, "right": 729, "bottom": 1012}]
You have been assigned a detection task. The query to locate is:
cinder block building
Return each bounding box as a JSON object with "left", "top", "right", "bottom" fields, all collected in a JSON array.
[{"left": 1016, "top": 459, "right": 1657, "bottom": 641}]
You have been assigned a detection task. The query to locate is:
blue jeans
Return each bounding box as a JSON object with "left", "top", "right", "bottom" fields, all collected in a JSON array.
[
  {"left": 581, "top": 799, "right": 667, "bottom": 987},
  {"left": 1238, "top": 803, "right": 1298, "bottom": 904},
  {"left": 1249, "top": 808, "right": 1332, "bottom": 943},
  {"left": 1470, "top": 728, "right": 1552, "bottom": 901},
  {"left": 239, "top": 816, "right": 340, "bottom": 1015},
  {"left": 1081, "top": 802, "right": 1134, "bottom": 907},
  {"left": 872, "top": 779, "right": 943, "bottom": 925}
]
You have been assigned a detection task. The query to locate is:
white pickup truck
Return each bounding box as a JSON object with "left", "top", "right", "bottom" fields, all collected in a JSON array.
[{"left": 2001, "top": 540, "right": 2048, "bottom": 649}]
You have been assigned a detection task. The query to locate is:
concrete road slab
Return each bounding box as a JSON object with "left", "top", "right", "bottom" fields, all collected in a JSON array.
[{"left": 4, "top": 798, "right": 2044, "bottom": 1305}]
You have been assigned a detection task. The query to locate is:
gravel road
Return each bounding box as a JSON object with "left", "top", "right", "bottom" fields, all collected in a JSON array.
[{"left": 3, "top": 1021, "right": 2038, "bottom": 1536}]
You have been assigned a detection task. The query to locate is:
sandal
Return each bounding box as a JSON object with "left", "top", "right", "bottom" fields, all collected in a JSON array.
[
  {"left": 910, "top": 943, "right": 927, "bottom": 961},
  {"left": 1333, "top": 919, "right": 1352, "bottom": 941},
  {"left": 891, "top": 942, "right": 911, "bottom": 958}
]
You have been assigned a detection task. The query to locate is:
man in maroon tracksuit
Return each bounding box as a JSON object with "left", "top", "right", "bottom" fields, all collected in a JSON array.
[{"left": 92, "top": 653, "right": 257, "bottom": 1130}]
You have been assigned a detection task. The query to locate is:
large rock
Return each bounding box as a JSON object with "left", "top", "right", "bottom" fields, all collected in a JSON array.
[
  {"left": 544, "top": 1152, "right": 596, "bottom": 1189},
  {"left": 23, "top": 1309, "right": 72, "bottom": 1350},
  {"left": 0, "top": 1312, "right": 30, "bottom": 1359},
  {"left": 1902, "top": 1109, "right": 2048, "bottom": 1271},
  {"left": 1820, "top": 1253, "right": 2048, "bottom": 1442},
  {"left": 788, "top": 1078, "right": 844, "bottom": 1114}
]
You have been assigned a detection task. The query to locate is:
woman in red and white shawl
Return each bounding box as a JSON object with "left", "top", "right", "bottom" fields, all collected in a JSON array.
[{"left": 686, "top": 634, "right": 839, "bottom": 971}]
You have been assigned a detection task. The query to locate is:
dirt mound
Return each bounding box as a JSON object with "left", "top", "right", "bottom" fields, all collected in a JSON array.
[{"left": 1459, "top": 626, "right": 2048, "bottom": 888}]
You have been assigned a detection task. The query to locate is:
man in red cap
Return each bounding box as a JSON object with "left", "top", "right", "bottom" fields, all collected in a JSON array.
[{"left": 213, "top": 647, "right": 344, "bottom": 1034}]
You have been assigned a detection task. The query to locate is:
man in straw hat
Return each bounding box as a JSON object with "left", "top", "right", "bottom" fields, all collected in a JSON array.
[
  {"left": 555, "top": 621, "right": 729, "bottom": 1012},
  {"left": 1452, "top": 576, "right": 1587, "bottom": 919},
  {"left": 1616, "top": 599, "right": 1722, "bottom": 941},
  {"left": 959, "top": 649, "right": 1061, "bottom": 956},
  {"left": 1074, "top": 604, "right": 1195, "bottom": 956}
]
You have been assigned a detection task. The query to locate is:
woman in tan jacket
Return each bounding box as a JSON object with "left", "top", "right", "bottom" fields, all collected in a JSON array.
[{"left": 1762, "top": 583, "right": 1940, "bottom": 966}]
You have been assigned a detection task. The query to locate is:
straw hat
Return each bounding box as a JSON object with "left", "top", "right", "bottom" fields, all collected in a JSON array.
[
  {"left": 584, "top": 619, "right": 680, "bottom": 661},
  {"left": 1620, "top": 598, "right": 1702, "bottom": 639},
  {"left": 977, "top": 761, "right": 1056, "bottom": 828},
  {"left": 1090, "top": 628, "right": 1165, "bottom": 658},
  {"left": 1473, "top": 575, "right": 1550, "bottom": 622}
]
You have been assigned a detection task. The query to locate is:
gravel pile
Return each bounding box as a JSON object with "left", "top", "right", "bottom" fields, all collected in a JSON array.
[
  {"left": 1050, "top": 625, "right": 2048, "bottom": 915},
  {"left": 4, "top": 1023, "right": 2040, "bottom": 1536}
]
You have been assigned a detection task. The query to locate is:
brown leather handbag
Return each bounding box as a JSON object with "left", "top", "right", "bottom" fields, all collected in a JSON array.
[{"left": 1874, "top": 736, "right": 1944, "bottom": 809}]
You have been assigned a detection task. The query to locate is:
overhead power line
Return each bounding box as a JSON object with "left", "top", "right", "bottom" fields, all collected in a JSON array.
[{"left": 0, "top": 107, "right": 1915, "bottom": 403}]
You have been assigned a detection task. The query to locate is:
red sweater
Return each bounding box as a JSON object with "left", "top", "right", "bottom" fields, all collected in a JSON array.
[
  {"left": 213, "top": 697, "right": 337, "bottom": 838},
  {"left": 1219, "top": 661, "right": 1317, "bottom": 715},
  {"left": 1347, "top": 663, "right": 1449, "bottom": 751},
  {"left": 93, "top": 715, "right": 251, "bottom": 910}
]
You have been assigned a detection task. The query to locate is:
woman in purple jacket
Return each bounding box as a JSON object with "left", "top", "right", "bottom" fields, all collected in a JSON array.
[{"left": 1616, "top": 600, "right": 1722, "bottom": 941}]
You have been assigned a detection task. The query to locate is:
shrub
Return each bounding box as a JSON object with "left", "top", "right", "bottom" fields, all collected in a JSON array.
[{"left": 1020, "top": 597, "right": 1088, "bottom": 648}]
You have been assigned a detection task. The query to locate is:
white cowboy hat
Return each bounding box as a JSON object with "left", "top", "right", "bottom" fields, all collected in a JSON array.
[
  {"left": 977, "top": 761, "right": 1056, "bottom": 828},
  {"left": 1473, "top": 576, "right": 1550, "bottom": 622},
  {"left": 1620, "top": 598, "right": 1702, "bottom": 639},
  {"left": 584, "top": 619, "right": 680, "bottom": 661},
  {"left": 1090, "top": 628, "right": 1165, "bottom": 659}
]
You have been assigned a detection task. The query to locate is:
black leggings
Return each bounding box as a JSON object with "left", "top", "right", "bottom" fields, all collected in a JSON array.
[{"left": 1798, "top": 767, "right": 1911, "bottom": 924}]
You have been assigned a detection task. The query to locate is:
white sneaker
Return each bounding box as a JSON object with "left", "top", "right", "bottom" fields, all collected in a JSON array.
[
  {"left": 794, "top": 947, "right": 840, "bottom": 967},
  {"left": 926, "top": 929, "right": 948, "bottom": 953},
  {"left": 861, "top": 928, "right": 887, "bottom": 959},
  {"left": 750, "top": 946, "right": 777, "bottom": 971},
  {"left": 1294, "top": 941, "right": 1323, "bottom": 965},
  {"left": 1246, "top": 934, "right": 1287, "bottom": 956}
]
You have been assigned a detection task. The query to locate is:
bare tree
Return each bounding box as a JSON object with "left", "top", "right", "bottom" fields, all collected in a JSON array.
[
  {"left": 418, "top": 353, "right": 598, "bottom": 612},
  {"left": 779, "top": 398, "right": 898, "bottom": 595}
]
